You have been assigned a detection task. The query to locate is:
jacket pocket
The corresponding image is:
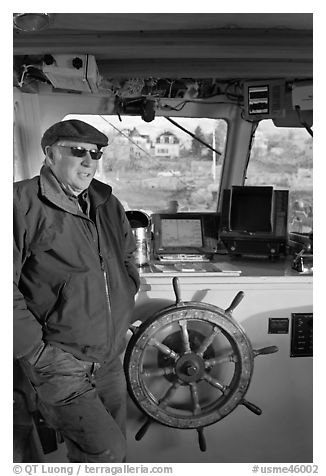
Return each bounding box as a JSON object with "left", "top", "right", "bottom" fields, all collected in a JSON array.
[
  {"left": 23, "top": 344, "right": 93, "bottom": 405},
  {"left": 34, "top": 344, "right": 88, "bottom": 371},
  {"left": 43, "top": 280, "right": 68, "bottom": 326}
]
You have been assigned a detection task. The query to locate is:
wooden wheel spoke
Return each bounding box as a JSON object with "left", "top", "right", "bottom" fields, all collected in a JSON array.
[
  {"left": 141, "top": 366, "right": 175, "bottom": 378},
  {"left": 158, "top": 381, "right": 181, "bottom": 409},
  {"left": 189, "top": 382, "right": 201, "bottom": 415},
  {"left": 203, "top": 372, "right": 228, "bottom": 394},
  {"left": 196, "top": 326, "right": 220, "bottom": 356},
  {"left": 149, "top": 338, "right": 179, "bottom": 360},
  {"left": 179, "top": 320, "right": 191, "bottom": 353},
  {"left": 204, "top": 352, "right": 238, "bottom": 368}
]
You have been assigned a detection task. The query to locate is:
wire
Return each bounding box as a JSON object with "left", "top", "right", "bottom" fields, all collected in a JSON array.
[
  {"left": 160, "top": 99, "right": 238, "bottom": 113},
  {"left": 240, "top": 109, "right": 260, "bottom": 124},
  {"left": 18, "top": 64, "right": 36, "bottom": 87},
  {"left": 165, "top": 116, "right": 222, "bottom": 156},
  {"left": 160, "top": 100, "right": 189, "bottom": 111},
  {"left": 99, "top": 115, "right": 153, "bottom": 159}
]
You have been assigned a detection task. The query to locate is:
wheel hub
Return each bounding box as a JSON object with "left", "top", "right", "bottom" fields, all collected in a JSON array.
[{"left": 175, "top": 352, "right": 205, "bottom": 382}]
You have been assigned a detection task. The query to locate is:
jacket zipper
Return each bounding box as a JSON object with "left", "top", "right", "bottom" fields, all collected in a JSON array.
[
  {"left": 80, "top": 212, "right": 113, "bottom": 350},
  {"left": 99, "top": 252, "right": 112, "bottom": 317},
  {"left": 79, "top": 216, "right": 111, "bottom": 314}
]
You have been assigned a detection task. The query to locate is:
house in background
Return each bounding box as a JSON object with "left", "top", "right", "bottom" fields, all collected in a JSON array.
[
  {"left": 129, "top": 127, "right": 153, "bottom": 159},
  {"left": 104, "top": 127, "right": 153, "bottom": 163},
  {"left": 154, "top": 131, "right": 180, "bottom": 159}
]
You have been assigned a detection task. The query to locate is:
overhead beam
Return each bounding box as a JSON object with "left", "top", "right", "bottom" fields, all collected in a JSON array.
[
  {"left": 13, "top": 29, "right": 312, "bottom": 61},
  {"left": 96, "top": 58, "right": 312, "bottom": 79}
]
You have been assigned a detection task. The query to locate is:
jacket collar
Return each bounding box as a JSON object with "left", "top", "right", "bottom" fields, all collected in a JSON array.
[
  {"left": 39, "top": 165, "right": 112, "bottom": 213},
  {"left": 88, "top": 177, "right": 112, "bottom": 208}
]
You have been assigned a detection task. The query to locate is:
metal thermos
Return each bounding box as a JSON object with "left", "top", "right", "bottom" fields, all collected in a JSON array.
[{"left": 126, "top": 210, "right": 151, "bottom": 267}]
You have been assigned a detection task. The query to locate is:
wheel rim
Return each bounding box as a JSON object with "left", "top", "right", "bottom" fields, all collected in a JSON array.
[{"left": 125, "top": 303, "right": 254, "bottom": 429}]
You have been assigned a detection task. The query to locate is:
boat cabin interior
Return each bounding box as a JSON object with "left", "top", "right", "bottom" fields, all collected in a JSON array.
[{"left": 13, "top": 12, "right": 313, "bottom": 465}]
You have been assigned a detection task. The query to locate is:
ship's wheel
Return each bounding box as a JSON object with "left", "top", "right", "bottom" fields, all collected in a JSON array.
[{"left": 124, "top": 277, "right": 278, "bottom": 451}]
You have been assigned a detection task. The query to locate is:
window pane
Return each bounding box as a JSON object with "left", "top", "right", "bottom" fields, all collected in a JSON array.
[
  {"left": 66, "top": 115, "right": 227, "bottom": 213},
  {"left": 245, "top": 120, "right": 313, "bottom": 234}
]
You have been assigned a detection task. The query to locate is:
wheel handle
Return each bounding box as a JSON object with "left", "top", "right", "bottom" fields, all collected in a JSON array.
[{"left": 172, "top": 276, "right": 182, "bottom": 304}]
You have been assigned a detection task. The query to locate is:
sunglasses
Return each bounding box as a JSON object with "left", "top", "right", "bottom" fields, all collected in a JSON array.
[{"left": 57, "top": 145, "right": 103, "bottom": 161}]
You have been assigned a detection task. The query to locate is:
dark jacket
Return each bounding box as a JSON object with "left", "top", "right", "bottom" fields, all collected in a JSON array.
[{"left": 13, "top": 165, "right": 140, "bottom": 363}]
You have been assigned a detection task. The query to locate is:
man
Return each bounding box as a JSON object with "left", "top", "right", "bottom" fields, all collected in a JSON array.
[{"left": 13, "top": 119, "right": 140, "bottom": 462}]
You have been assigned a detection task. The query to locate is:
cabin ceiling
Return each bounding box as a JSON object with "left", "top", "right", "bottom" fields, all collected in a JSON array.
[
  {"left": 13, "top": 13, "right": 313, "bottom": 91},
  {"left": 13, "top": 12, "right": 313, "bottom": 34}
]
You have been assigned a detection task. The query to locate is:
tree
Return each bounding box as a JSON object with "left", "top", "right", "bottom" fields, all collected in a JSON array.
[{"left": 190, "top": 126, "right": 207, "bottom": 158}]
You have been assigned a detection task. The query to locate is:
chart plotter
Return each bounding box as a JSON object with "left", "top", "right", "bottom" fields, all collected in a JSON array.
[
  {"left": 149, "top": 212, "right": 238, "bottom": 273},
  {"left": 152, "top": 212, "right": 219, "bottom": 261}
]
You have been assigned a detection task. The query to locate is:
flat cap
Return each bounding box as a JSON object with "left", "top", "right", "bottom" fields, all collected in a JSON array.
[{"left": 41, "top": 119, "right": 108, "bottom": 153}]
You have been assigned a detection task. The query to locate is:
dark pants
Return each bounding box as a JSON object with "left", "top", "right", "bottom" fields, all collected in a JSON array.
[{"left": 20, "top": 344, "right": 127, "bottom": 463}]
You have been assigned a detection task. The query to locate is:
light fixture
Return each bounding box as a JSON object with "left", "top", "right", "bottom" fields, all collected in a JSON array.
[{"left": 13, "top": 13, "right": 51, "bottom": 32}]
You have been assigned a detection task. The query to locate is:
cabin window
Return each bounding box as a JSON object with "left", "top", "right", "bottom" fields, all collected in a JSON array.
[
  {"left": 65, "top": 115, "right": 227, "bottom": 213},
  {"left": 245, "top": 120, "right": 313, "bottom": 234}
]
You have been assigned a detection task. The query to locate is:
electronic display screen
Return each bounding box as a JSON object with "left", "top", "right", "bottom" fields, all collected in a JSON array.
[
  {"left": 248, "top": 85, "right": 269, "bottom": 115},
  {"left": 161, "top": 218, "right": 203, "bottom": 247},
  {"left": 230, "top": 186, "right": 273, "bottom": 233}
]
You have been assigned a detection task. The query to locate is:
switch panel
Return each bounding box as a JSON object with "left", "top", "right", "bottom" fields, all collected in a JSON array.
[
  {"left": 268, "top": 318, "right": 289, "bottom": 334},
  {"left": 290, "top": 313, "right": 313, "bottom": 357}
]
